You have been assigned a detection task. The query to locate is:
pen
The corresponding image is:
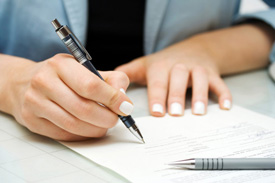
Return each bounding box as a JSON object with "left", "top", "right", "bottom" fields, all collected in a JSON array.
[
  {"left": 168, "top": 158, "right": 275, "bottom": 170},
  {"left": 51, "top": 19, "right": 144, "bottom": 143}
]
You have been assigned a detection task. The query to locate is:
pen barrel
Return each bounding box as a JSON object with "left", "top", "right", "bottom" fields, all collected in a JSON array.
[
  {"left": 119, "top": 115, "right": 135, "bottom": 128},
  {"left": 62, "top": 36, "right": 103, "bottom": 80},
  {"left": 63, "top": 36, "right": 87, "bottom": 64},
  {"left": 195, "top": 158, "right": 275, "bottom": 170},
  {"left": 82, "top": 60, "right": 104, "bottom": 80}
]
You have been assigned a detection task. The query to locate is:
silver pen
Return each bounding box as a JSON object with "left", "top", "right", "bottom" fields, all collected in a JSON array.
[
  {"left": 168, "top": 158, "right": 275, "bottom": 170},
  {"left": 51, "top": 19, "right": 144, "bottom": 143}
]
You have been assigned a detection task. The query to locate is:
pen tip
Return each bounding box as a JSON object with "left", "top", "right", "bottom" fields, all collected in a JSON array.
[{"left": 142, "top": 138, "right": 145, "bottom": 144}]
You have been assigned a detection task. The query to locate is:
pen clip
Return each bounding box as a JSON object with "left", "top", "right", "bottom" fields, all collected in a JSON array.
[
  {"left": 52, "top": 19, "right": 92, "bottom": 61},
  {"left": 70, "top": 31, "right": 92, "bottom": 61}
]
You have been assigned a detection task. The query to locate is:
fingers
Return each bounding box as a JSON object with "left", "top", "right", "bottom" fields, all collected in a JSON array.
[
  {"left": 115, "top": 57, "right": 147, "bottom": 85},
  {"left": 25, "top": 115, "right": 90, "bottom": 141},
  {"left": 209, "top": 75, "right": 232, "bottom": 110},
  {"left": 38, "top": 77, "right": 119, "bottom": 128},
  {"left": 191, "top": 66, "right": 209, "bottom": 115},
  {"left": 168, "top": 65, "right": 231, "bottom": 116},
  {"left": 100, "top": 71, "right": 130, "bottom": 92},
  {"left": 29, "top": 97, "right": 109, "bottom": 138},
  {"left": 168, "top": 64, "right": 189, "bottom": 116},
  {"left": 147, "top": 62, "right": 169, "bottom": 117},
  {"left": 48, "top": 54, "right": 133, "bottom": 116},
  {"left": 22, "top": 92, "right": 103, "bottom": 141}
]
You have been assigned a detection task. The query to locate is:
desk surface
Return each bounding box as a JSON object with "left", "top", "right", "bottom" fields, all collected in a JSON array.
[{"left": 0, "top": 69, "right": 274, "bottom": 183}]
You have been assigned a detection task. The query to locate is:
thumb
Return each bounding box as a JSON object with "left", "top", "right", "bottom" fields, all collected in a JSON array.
[{"left": 115, "top": 56, "right": 147, "bottom": 85}]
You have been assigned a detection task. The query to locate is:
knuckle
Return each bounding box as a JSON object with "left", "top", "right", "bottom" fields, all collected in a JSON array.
[
  {"left": 172, "top": 63, "right": 189, "bottom": 72},
  {"left": 105, "top": 114, "right": 119, "bottom": 128},
  {"left": 53, "top": 53, "right": 67, "bottom": 59},
  {"left": 193, "top": 65, "right": 207, "bottom": 74},
  {"left": 48, "top": 54, "right": 72, "bottom": 69},
  {"left": 31, "top": 72, "right": 46, "bottom": 88},
  {"left": 209, "top": 74, "right": 222, "bottom": 82},
  {"left": 23, "top": 90, "right": 36, "bottom": 105},
  {"left": 149, "top": 60, "right": 166, "bottom": 69},
  {"left": 108, "top": 90, "right": 121, "bottom": 107},
  {"left": 52, "top": 53, "right": 70, "bottom": 61},
  {"left": 221, "top": 88, "right": 232, "bottom": 97},
  {"left": 169, "top": 91, "right": 184, "bottom": 99},
  {"left": 47, "top": 55, "right": 60, "bottom": 68},
  {"left": 62, "top": 117, "right": 79, "bottom": 132},
  {"left": 74, "top": 101, "right": 93, "bottom": 119},
  {"left": 31, "top": 72, "right": 54, "bottom": 91},
  {"left": 115, "top": 71, "right": 130, "bottom": 87},
  {"left": 150, "top": 80, "right": 167, "bottom": 90},
  {"left": 82, "top": 77, "right": 99, "bottom": 97}
]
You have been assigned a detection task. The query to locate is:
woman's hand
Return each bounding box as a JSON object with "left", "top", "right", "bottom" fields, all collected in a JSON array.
[
  {"left": 1, "top": 54, "right": 133, "bottom": 141},
  {"left": 116, "top": 22, "right": 275, "bottom": 117},
  {"left": 116, "top": 37, "right": 232, "bottom": 117}
]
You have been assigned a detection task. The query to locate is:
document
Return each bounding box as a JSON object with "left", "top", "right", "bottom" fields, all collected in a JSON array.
[{"left": 61, "top": 105, "right": 275, "bottom": 183}]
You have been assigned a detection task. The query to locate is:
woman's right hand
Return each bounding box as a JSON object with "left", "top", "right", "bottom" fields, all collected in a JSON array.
[{"left": 1, "top": 54, "right": 132, "bottom": 141}]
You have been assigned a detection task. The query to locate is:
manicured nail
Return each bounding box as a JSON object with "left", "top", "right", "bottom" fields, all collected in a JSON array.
[
  {"left": 170, "top": 102, "right": 182, "bottom": 115},
  {"left": 120, "top": 88, "right": 126, "bottom": 94},
  {"left": 194, "top": 101, "right": 205, "bottom": 115},
  {"left": 152, "top": 104, "right": 163, "bottom": 114},
  {"left": 223, "top": 99, "right": 231, "bottom": 110},
  {"left": 119, "top": 101, "right": 134, "bottom": 115}
]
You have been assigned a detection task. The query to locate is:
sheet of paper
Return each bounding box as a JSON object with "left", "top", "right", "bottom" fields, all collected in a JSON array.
[{"left": 61, "top": 105, "right": 275, "bottom": 183}]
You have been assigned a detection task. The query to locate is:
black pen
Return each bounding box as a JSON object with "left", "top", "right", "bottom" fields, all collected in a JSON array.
[{"left": 51, "top": 19, "right": 144, "bottom": 143}]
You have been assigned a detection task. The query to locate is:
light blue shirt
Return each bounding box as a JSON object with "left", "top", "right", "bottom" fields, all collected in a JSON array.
[{"left": 0, "top": 0, "right": 274, "bottom": 62}]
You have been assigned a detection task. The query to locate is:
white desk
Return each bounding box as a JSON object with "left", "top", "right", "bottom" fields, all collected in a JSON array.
[{"left": 0, "top": 69, "right": 274, "bottom": 183}]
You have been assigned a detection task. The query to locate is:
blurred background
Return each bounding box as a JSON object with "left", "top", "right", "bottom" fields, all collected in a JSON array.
[{"left": 240, "top": 0, "right": 269, "bottom": 14}]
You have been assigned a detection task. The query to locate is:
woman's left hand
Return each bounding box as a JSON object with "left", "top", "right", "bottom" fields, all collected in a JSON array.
[{"left": 115, "top": 36, "right": 232, "bottom": 117}]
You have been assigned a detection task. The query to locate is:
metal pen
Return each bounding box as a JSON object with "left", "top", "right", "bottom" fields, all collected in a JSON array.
[
  {"left": 51, "top": 19, "right": 144, "bottom": 143},
  {"left": 168, "top": 158, "right": 275, "bottom": 170}
]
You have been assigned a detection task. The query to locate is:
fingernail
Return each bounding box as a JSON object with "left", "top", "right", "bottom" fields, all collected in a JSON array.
[
  {"left": 194, "top": 101, "right": 205, "bottom": 115},
  {"left": 119, "top": 101, "right": 134, "bottom": 115},
  {"left": 223, "top": 99, "right": 231, "bottom": 110},
  {"left": 152, "top": 104, "right": 164, "bottom": 114},
  {"left": 170, "top": 102, "right": 183, "bottom": 115},
  {"left": 120, "top": 88, "right": 126, "bottom": 94}
]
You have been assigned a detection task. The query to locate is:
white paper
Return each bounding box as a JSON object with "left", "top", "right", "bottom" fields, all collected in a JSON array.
[{"left": 61, "top": 105, "right": 275, "bottom": 183}]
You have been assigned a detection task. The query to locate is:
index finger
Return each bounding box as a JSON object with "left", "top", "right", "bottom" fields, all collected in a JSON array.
[
  {"left": 48, "top": 54, "right": 134, "bottom": 116},
  {"left": 147, "top": 61, "right": 169, "bottom": 117}
]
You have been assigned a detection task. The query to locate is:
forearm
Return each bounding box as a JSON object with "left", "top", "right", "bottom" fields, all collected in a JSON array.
[
  {"left": 188, "top": 21, "right": 275, "bottom": 75},
  {"left": 0, "top": 54, "right": 36, "bottom": 114}
]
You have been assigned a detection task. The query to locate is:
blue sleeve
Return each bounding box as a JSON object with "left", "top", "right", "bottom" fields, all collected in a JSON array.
[{"left": 234, "top": 1, "right": 275, "bottom": 63}]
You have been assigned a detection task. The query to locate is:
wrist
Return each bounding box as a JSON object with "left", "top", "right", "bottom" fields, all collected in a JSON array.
[{"left": 0, "top": 55, "right": 36, "bottom": 116}]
